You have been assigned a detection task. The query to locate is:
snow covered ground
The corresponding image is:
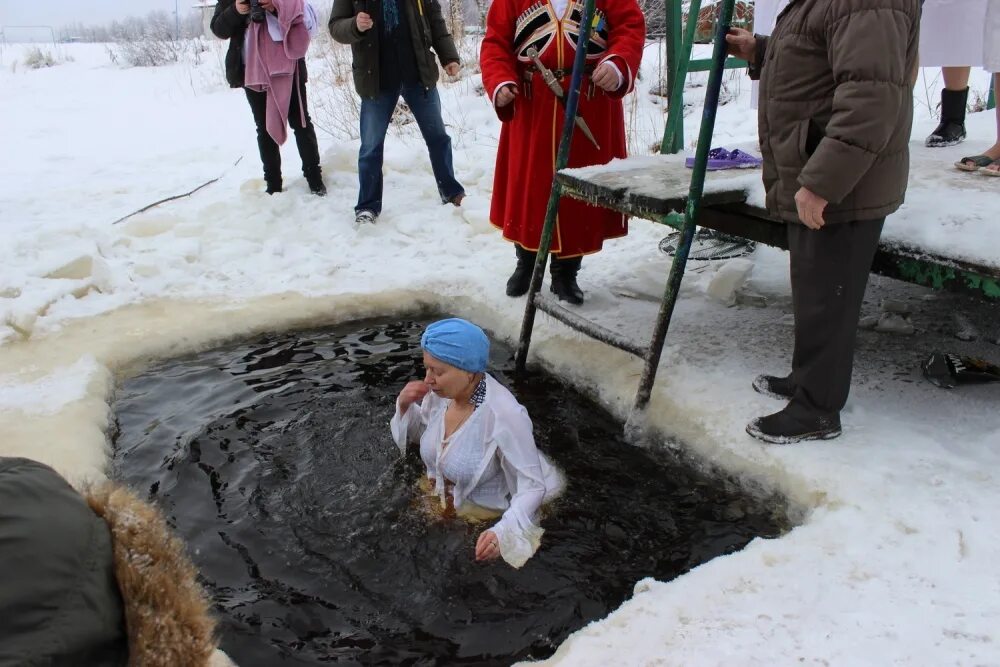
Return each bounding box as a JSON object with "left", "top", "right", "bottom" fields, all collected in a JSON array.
[{"left": 2, "top": 38, "right": 999, "bottom": 665}]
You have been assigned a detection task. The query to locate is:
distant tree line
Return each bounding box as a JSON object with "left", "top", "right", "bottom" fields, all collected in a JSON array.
[
  {"left": 58, "top": 10, "right": 202, "bottom": 44},
  {"left": 56, "top": 1, "right": 685, "bottom": 46}
]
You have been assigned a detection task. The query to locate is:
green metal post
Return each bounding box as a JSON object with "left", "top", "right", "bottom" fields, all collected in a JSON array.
[
  {"left": 661, "top": 0, "right": 704, "bottom": 157},
  {"left": 515, "top": 0, "right": 598, "bottom": 372},
  {"left": 661, "top": 2, "right": 747, "bottom": 156},
  {"left": 634, "top": 0, "right": 737, "bottom": 411},
  {"left": 662, "top": 0, "right": 685, "bottom": 154}
]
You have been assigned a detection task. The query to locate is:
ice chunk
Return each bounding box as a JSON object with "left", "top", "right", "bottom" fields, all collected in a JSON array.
[
  {"left": 706, "top": 258, "right": 754, "bottom": 306},
  {"left": 875, "top": 313, "right": 915, "bottom": 335}
]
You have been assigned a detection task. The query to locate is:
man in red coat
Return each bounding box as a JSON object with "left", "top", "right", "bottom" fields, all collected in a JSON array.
[{"left": 481, "top": 0, "right": 645, "bottom": 304}]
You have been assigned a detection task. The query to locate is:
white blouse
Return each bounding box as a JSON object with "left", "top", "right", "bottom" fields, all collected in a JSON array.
[{"left": 390, "top": 373, "right": 564, "bottom": 568}]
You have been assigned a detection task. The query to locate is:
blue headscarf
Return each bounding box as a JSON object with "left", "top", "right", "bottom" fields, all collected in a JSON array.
[{"left": 420, "top": 318, "right": 490, "bottom": 373}]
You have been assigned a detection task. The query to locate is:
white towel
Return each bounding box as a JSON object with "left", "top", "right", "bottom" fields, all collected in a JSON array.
[
  {"left": 984, "top": 0, "right": 1000, "bottom": 72},
  {"left": 919, "top": 0, "right": 988, "bottom": 67}
]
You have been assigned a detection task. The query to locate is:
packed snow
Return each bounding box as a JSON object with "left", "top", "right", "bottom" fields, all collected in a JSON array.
[{"left": 1, "top": 34, "right": 999, "bottom": 666}]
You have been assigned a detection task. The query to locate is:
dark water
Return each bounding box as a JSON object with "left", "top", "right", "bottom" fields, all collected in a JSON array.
[{"left": 111, "top": 318, "right": 789, "bottom": 666}]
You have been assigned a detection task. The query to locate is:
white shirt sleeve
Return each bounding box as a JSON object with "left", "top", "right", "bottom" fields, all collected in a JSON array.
[
  {"left": 390, "top": 396, "right": 428, "bottom": 454},
  {"left": 488, "top": 404, "right": 548, "bottom": 568}
]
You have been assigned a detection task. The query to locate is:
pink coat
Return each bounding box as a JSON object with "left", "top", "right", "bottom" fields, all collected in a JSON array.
[{"left": 244, "top": 0, "right": 310, "bottom": 145}]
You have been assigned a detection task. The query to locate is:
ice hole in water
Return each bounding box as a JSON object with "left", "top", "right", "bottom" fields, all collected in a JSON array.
[{"left": 112, "top": 317, "right": 791, "bottom": 666}]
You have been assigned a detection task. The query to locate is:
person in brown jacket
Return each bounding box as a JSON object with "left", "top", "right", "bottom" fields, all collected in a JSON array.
[{"left": 726, "top": 0, "right": 921, "bottom": 443}]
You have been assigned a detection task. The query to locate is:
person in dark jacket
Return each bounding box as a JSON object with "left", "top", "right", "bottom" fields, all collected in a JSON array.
[
  {"left": 211, "top": 0, "right": 326, "bottom": 196},
  {"left": 726, "top": 0, "right": 920, "bottom": 443},
  {"left": 0, "top": 457, "right": 228, "bottom": 667},
  {"left": 329, "top": 0, "right": 465, "bottom": 225},
  {"left": 0, "top": 457, "right": 127, "bottom": 666}
]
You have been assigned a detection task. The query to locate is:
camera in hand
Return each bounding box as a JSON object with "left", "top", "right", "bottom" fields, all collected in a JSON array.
[{"left": 249, "top": 0, "right": 266, "bottom": 23}]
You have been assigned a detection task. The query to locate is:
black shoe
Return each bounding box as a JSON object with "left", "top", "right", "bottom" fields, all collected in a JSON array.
[
  {"left": 926, "top": 87, "right": 968, "bottom": 147},
  {"left": 307, "top": 176, "right": 327, "bottom": 196},
  {"left": 752, "top": 374, "right": 795, "bottom": 400},
  {"left": 549, "top": 256, "right": 584, "bottom": 305},
  {"left": 266, "top": 180, "right": 283, "bottom": 195},
  {"left": 746, "top": 406, "right": 842, "bottom": 444},
  {"left": 506, "top": 246, "right": 536, "bottom": 297}
]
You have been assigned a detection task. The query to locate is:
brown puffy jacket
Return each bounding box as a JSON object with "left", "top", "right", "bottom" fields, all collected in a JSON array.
[{"left": 752, "top": 0, "right": 920, "bottom": 224}]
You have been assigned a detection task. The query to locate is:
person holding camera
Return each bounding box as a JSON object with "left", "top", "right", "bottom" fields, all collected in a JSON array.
[
  {"left": 328, "top": 0, "right": 465, "bottom": 225},
  {"left": 211, "top": 0, "right": 326, "bottom": 196}
]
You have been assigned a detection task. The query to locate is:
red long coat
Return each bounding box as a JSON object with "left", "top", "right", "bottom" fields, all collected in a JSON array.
[{"left": 481, "top": 0, "right": 645, "bottom": 257}]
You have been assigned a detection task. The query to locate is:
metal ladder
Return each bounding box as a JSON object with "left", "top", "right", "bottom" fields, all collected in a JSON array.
[{"left": 515, "top": 0, "right": 740, "bottom": 412}]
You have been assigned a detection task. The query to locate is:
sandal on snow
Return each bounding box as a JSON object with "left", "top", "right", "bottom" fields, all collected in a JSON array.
[
  {"left": 954, "top": 154, "right": 996, "bottom": 172},
  {"left": 685, "top": 147, "right": 763, "bottom": 171},
  {"left": 981, "top": 163, "right": 1000, "bottom": 177}
]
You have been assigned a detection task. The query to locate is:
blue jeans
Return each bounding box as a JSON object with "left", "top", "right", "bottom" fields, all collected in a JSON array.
[{"left": 356, "top": 84, "right": 464, "bottom": 215}]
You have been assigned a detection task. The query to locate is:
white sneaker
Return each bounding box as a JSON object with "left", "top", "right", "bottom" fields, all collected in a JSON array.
[{"left": 354, "top": 210, "right": 377, "bottom": 225}]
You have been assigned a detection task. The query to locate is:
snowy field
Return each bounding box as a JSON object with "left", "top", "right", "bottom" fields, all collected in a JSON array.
[{"left": 2, "top": 37, "right": 999, "bottom": 665}]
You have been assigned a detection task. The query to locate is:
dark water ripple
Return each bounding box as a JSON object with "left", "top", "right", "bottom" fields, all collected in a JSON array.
[{"left": 111, "top": 318, "right": 789, "bottom": 666}]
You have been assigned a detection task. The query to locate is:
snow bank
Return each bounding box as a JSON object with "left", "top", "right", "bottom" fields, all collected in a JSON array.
[{"left": 2, "top": 40, "right": 999, "bottom": 665}]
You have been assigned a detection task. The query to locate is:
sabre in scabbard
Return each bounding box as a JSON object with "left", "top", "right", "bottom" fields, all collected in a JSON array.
[{"left": 526, "top": 47, "right": 601, "bottom": 151}]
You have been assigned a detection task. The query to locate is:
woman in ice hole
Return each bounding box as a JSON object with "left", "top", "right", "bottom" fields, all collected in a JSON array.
[{"left": 390, "top": 318, "right": 564, "bottom": 568}]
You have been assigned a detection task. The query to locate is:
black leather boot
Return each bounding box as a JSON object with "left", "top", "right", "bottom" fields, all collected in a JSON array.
[
  {"left": 752, "top": 374, "right": 796, "bottom": 400},
  {"left": 550, "top": 256, "right": 584, "bottom": 305},
  {"left": 506, "top": 245, "right": 536, "bottom": 297},
  {"left": 305, "top": 168, "right": 326, "bottom": 196},
  {"left": 926, "top": 87, "right": 968, "bottom": 147}
]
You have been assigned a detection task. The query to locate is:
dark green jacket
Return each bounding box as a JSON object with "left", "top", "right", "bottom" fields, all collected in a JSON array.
[
  {"left": 0, "top": 457, "right": 127, "bottom": 667},
  {"left": 328, "top": 0, "right": 459, "bottom": 98}
]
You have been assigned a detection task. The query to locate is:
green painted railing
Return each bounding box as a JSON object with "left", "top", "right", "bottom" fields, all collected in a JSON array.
[
  {"left": 662, "top": 1, "right": 747, "bottom": 155},
  {"left": 515, "top": 0, "right": 744, "bottom": 413}
]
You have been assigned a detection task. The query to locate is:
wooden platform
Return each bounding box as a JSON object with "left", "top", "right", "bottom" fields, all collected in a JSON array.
[
  {"left": 557, "top": 153, "right": 1000, "bottom": 300},
  {"left": 556, "top": 154, "right": 757, "bottom": 219}
]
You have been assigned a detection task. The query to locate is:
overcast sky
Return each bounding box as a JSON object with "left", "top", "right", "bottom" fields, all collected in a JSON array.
[{"left": 0, "top": 0, "right": 197, "bottom": 30}]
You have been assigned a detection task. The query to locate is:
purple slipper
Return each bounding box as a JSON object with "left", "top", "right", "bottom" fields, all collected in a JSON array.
[{"left": 685, "top": 147, "right": 762, "bottom": 170}]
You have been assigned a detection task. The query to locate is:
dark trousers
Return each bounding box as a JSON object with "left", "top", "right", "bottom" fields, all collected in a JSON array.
[
  {"left": 244, "top": 72, "right": 321, "bottom": 188},
  {"left": 787, "top": 218, "right": 885, "bottom": 416},
  {"left": 356, "top": 83, "right": 464, "bottom": 215}
]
